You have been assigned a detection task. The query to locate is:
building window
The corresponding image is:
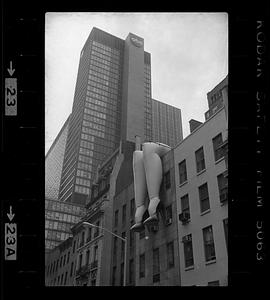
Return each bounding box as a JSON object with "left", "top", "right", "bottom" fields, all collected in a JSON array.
[
  {"left": 130, "top": 198, "right": 135, "bottom": 221},
  {"left": 178, "top": 159, "right": 187, "bottom": 184},
  {"left": 120, "top": 263, "right": 124, "bottom": 286},
  {"left": 67, "top": 251, "right": 70, "bottom": 264},
  {"left": 153, "top": 248, "right": 160, "bottom": 283},
  {"left": 180, "top": 194, "right": 190, "bottom": 220},
  {"left": 113, "top": 236, "right": 117, "bottom": 262},
  {"left": 212, "top": 133, "right": 224, "bottom": 161},
  {"left": 86, "top": 249, "right": 90, "bottom": 265},
  {"left": 165, "top": 204, "right": 172, "bottom": 225},
  {"left": 139, "top": 228, "right": 145, "bottom": 239},
  {"left": 70, "top": 262, "right": 73, "bottom": 277},
  {"left": 112, "top": 266, "right": 117, "bottom": 286},
  {"left": 199, "top": 183, "right": 210, "bottom": 213},
  {"left": 183, "top": 234, "right": 194, "bottom": 268},
  {"left": 139, "top": 253, "right": 145, "bottom": 278},
  {"left": 217, "top": 173, "right": 228, "bottom": 203},
  {"left": 129, "top": 259, "right": 134, "bottom": 285},
  {"left": 94, "top": 221, "right": 100, "bottom": 238},
  {"left": 80, "top": 231, "right": 85, "bottom": 247},
  {"left": 122, "top": 204, "right": 126, "bottom": 226},
  {"left": 93, "top": 245, "right": 98, "bottom": 263},
  {"left": 203, "top": 226, "right": 216, "bottom": 262},
  {"left": 129, "top": 230, "right": 135, "bottom": 254},
  {"left": 195, "top": 147, "right": 206, "bottom": 173},
  {"left": 223, "top": 218, "right": 228, "bottom": 252},
  {"left": 164, "top": 171, "right": 171, "bottom": 189},
  {"left": 87, "top": 227, "right": 92, "bottom": 242},
  {"left": 78, "top": 253, "right": 83, "bottom": 269},
  {"left": 208, "top": 280, "right": 220, "bottom": 286},
  {"left": 72, "top": 240, "right": 76, "bottom": 253},
  {"left": 167, "top": 242, "right": 175, "bottom": 269},
  {"left": 114, "top": 210, "right": 119, "bottom": 227},
  {"left": 64, "top": 272, "right": 68, "bottom": 285},
  {"left": 121, "top": 232, "right": 126, "bottom": 260}
]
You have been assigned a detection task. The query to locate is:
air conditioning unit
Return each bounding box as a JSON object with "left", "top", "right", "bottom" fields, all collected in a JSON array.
[
  {"left": 179, "top": 212, "right": 190, "bottom": 224},
  {"left": 220, "top": 192, "right": 228, "bottom": 203}
]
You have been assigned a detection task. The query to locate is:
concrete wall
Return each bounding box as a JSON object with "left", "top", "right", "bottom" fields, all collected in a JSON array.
[{"left": 174, "top": 107, "right": 228, "bottom": 286}]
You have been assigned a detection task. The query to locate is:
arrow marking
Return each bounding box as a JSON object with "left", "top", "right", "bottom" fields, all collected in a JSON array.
[
  {"left": 7, "top": 61, "right": 15, "bottom": 76},
  {"left": 7, "top": 206, "right": 15, "bottom": 222}
]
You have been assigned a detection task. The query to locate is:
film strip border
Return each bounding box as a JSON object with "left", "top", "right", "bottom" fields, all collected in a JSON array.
[
  {"left": 229, "top": 12, "right": 269, "bottom": 286},
  {"left": 1, "top": 4, "right": 44, "bottom": 296}
]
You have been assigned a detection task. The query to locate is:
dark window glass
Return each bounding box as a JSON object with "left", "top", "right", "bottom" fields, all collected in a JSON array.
[
  {"left": 114, "top": 210, "right": 119, "bottom": 227},
  {"left": 129, "top": 259, "right": 134, "bottom": 284},
  {"left": 223, "top": 218, "right": 228, "bottom": 252},
  {"left": 203, "top": 226, "right": 216, "bottom": 261},
  {"left": 120, "top": 263, "right": 124, "bottom": 286},
  {"left": 86, "top": 249, "right": 90, "bottom": 265},
  {"left": 181, "top": 194, "right": 190, "bottom": 215},
  {"left": 121, "top": 232, "right": 126, "bottom": 260},
  {"left": 195, "top": 147, "right": 206, "bottom": 173},
  {"left": 178, "top": 160, "right": 187, "bottom": 184},
  {"left": 183, "top": 234, "right": 194, "bottom": 268},
  {"left": 130, "top": 199, "right": 135, "bottom": 220},
  {"left": 112, "top": 266, "right": 117, "bottom": 286},
  {"left": 164, "top": 171, "right": 171, "bottom": 189},
  {"left": 153, "top": 248, "right": 160, "bottom": 283},
  {"left": 122, "top": 205, "right": 126, "bottom": 226},
  {"left": 199, "top": 183, "right": 210, "bottom": 213},
  {"left": 218, "top": 173, "right": 228, "bottom": 202},
  {"left": 167, "top": 242, "right": 175, "bottom": 268},
  {"left": 212, "top": 133, "right": 224, "bottom": 161},
  {"left": 165, "top": 204, "right": 172, "bottom": 225},
  {"left": 139, "top": 253, "right": 145, "bottom": 278}
]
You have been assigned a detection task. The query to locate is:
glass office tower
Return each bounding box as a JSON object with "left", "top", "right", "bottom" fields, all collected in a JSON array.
[{"left": 54, "top": 27, "right": 183, "bottom": 207}]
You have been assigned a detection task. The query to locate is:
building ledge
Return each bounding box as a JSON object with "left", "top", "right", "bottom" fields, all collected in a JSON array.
[
  {"left": 197, "top": 168, "right": 206, "bottom": 176},
  {"left": 179, "top": 181, "right": 188, "bottom": 188},
  {"left": 215, "top": 156, "right": 225, "bottom": 165},
  {"left": 185, "top": 266, "right": 195, "bottom": 271},
  {"left": 200, "top": 209, "right": 211, "bottom": 216},
  {"left": 205, "top": 259, "right": 216, "bottom": 266}
]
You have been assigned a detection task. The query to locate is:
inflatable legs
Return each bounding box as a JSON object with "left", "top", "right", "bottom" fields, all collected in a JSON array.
[{"left": 131, "top": 142, "right": 171, "bottom": 231}]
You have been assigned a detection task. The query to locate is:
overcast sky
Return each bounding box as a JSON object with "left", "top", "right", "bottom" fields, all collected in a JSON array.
[{"left": 45, "top": 12, "right": 228, "bottom": 154}]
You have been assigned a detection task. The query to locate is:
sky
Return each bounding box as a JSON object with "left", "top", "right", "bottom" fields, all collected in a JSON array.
[{"left": 45, "top": 12, "right": 228, "bottom": 154}]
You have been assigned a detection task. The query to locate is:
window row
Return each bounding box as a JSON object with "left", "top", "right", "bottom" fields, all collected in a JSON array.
[
  {"left": 90, "top": 59, "right": 120, "bottom": 76},
  {"left": 113, "top": 199, "right": 135, "bottom": 228},
  {"left": 84, "top": 99, "right": 107, "bottom": 114},
  {"left": 82, "top": 122, "right": 105, "bottom": 134},
  {"left": 77, "top": 162, "right": 92, "bottom": 172},
  {"left": 84, "top": 107, "right": 106, "bottom": 119},
  {"left": 182, "top": 221, "right": 228, "bottom": 268},
  {"left": 45, "top": 211, "right": 80, "bottom": 223},
  {"left": 91, "top": 45, "right": 120, "bottom": 60},
  {"left": 77, "top": 169, "right": 91, "bottom": 179},
  {"left": 87, "top": 82, "right": 119, "bottom": 97},
  {"left": 89, "top": 71, "right": 118, "bottom": 86},
  {"left": 45, "top": 221, "right": 72, "bottom": 233},
  {"left": 45, "top": 200, "right": 84, "bottom": 215},
  {"left": 75, "top": 177, "right": 91, "bottom": 187},
  {"left": 178, "top": 133, "right": 225, "bottom": 185},
  {"left": 179, "top": 175, "right": 228, "bottom": 220},
  {"left": 78, "top": 154, "right": 93, "bottom": 164},
  {"left": 92, "top": 41, "right": 120, "bottom": 55},
  {"left": 79, "top": 146, "right": 94, "bottom": 157},
  {"left": 80, "top": 139, "right": 95, "bottom": 150},
  {"left": 90, "top": 64, "right": 119, "bottom": 80},
  {"left": 83, "top": 112, "right": 106, "bottom": 126},
  {"left": 90, "top": 55, "right": 119, "bottom": 72},
  {"left": 74, "top": 185, "right": 90, "bottom": 195},
  {"left": 46, "top": 230, "right": 70, "bottom": 241}
]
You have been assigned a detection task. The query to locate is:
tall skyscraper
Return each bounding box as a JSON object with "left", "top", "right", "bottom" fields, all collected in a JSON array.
[
  {"left": 50, "top": 27, "right": 182, "bottom": 208},
  {"left": 45, "top": 116, "right": 70, "bottom": 200}
]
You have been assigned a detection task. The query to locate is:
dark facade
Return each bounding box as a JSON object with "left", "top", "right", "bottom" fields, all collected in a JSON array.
[
  {"left": 45, "top": 197, "right": 86, "bottom": 252},
  {"left": 45, "top": 116, "right": 70, "bottom": 200}
]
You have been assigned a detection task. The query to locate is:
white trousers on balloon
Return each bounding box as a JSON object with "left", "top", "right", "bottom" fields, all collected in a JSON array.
[{"left": 132, "top": 142, "right": 170, "bottom": 230}]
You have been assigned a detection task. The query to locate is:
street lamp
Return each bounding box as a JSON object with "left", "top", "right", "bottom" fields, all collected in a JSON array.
[{"left": 82, "top": 221, "right": 127, "bottom": 286}]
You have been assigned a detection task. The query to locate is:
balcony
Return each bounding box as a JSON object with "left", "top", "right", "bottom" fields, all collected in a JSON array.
[
  {"left": 76, "top": 264, "right": 90, "bottom": 277},
  {"left": 91, "top": 260, "right": 98, "bottom": 269}
]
